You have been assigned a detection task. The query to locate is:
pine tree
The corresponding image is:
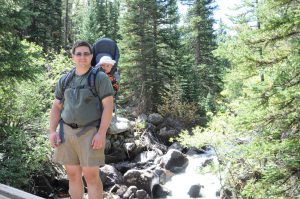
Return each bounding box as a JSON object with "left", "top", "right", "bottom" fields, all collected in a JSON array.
[
  {"left": 73, "top": 0, "right": 120, "bottom": 43},
  {"left": 0, "top": 0, "right": 44, "bottom": 84},
  {"left": 181, "top": 0, "right": 222, "bottom": 114},
  {"left": 24, "top": 0, "right": 63, "bottom": 51},
  {"left": 0, "top": 0, "right": 44, "bottom": 122},
  {"left": 120, "top": 0, "right": 180, "bottom": 112}
]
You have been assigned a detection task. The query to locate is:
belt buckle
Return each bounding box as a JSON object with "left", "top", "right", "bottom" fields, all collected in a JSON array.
[{"left": 70, "top": 123, "right": 78, "bottom": 129}]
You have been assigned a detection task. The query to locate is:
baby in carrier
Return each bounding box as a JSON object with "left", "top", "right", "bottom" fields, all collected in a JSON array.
[
  {"left": 91, "top": 37, "right": 120, "bottom": 93},
  {"left": 96, "top": 56, "right": 120, "bottom": 92}
]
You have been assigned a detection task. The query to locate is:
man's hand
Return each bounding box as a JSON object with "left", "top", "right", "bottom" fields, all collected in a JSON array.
[
  {"left": 49, "top": 131, "right": 61, "bottom": 148},
  {"left": 91, "top": 133, "right": 106, "bottom": 150}
]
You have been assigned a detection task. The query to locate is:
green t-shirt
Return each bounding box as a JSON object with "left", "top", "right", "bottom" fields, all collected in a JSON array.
[{"left": 55, "top": 68, "right": 114, "bottom": 125}]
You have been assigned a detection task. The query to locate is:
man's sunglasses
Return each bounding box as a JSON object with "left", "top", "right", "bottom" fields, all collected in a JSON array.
[{"left": 74, "top": 52, "right": 91, "bottom": 57}]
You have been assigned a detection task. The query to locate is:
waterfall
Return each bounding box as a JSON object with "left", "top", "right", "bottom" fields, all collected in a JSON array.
[{"left": 164, "top": 149, "right": 220, "bottom": 198}]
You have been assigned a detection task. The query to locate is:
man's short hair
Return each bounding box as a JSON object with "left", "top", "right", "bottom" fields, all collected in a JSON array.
[{"left": 71, "top": 41, "right": 93, "bottom": 55}]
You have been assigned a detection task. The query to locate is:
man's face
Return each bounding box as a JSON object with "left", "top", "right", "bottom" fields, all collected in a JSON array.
[
  {"left": 72, "top": 46, "right": 92, "bottom": 68},
  {"left": 101, "top": 63, "right": 113, "bottom": 73}
]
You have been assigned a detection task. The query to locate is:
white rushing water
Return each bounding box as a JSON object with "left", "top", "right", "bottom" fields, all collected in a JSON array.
[{"left": 164, "top": 150, "right": 221, "bottom": 199}]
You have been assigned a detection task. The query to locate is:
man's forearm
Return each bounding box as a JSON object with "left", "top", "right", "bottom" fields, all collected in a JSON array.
[
  {"left": 49, "top": 100, "right": 62, "bottom": 133},
  {"left": 98, "top": 99, "right": 114, "bottom": 136}
]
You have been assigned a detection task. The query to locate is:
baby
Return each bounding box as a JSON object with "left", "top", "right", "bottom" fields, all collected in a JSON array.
[{"left": 96, "top": 56, "right": 120, "bottom": 92}]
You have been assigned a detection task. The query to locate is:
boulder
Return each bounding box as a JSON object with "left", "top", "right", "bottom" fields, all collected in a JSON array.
[
  {"left": 148, "top": 113, "right": 163, "bottom": 125},
  {"left": 134, "top": 151, "right": 157, "bottom": 163},
  {"left": 187, "top": 184, "right": 201, "bottom": 198},
  {"left": 136, "top": 189, "right": 150, "bottom": 199},
  {"left": 160, "top": 149, "right": 189, "bottom": 173},
  {"left": 123, "top": 169, "right": 159, "bottom": 195},
  {"left": 109, "top": 117, "right": 131, "bottom": 134},
  {"left": 100, "top": 165, "right": 124, "bottom": 187},
  {"left": 152, "top": 184, "right": 171, "bottom": 198}
]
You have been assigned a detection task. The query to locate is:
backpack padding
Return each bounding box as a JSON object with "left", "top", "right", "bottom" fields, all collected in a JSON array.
[
  {"left": 61, "top": 68, "right": 76, "bottom": 101},
  {"left": 87, "top": 67, "right": 100, "bottom": 97}
]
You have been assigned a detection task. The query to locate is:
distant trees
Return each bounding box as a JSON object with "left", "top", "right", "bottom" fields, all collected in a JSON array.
[
  {"left": 120, "top": 0, "right": 181, "bottom": 113},
  {"left": 119, "top": 0, "right": 223, "bottom": 117},
  {"left": 25, "top": 0, "right": 63, "bottom": 51},
  {"left": 0, "top": 0, "right": 45, "bottom": 86},
  {"left": 180, "top": 0, "right": 223, "bottom": 114},
  {"left": 72, "top": 0, "right": 121, "bottom": 43}
]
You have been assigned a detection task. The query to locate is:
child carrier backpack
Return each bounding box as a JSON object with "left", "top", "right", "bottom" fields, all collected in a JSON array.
[
  {"left": 91, "top": 37, "right": 120, "bottom": 75},
  {"left": 92, "top": 37, "right": 120, "bottom": 91}
]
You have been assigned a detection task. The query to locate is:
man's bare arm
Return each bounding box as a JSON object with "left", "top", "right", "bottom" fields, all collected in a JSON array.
[
  {"left": 98, "top": 96, "right": 114, "bottom": 136},
  {"left": 91, "top": 96, "right": 114, "bottom": 149},
  {"left": 49, "top": 99, "right": 63, "bottom": 147}
]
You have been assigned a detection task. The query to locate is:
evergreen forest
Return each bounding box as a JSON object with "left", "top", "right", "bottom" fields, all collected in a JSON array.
[{"left": 0, "top": 0, "right": 299, "bottom": 198}]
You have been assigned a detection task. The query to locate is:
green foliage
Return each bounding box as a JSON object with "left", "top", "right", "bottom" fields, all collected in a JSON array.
[
  {"left": 180, "top": 0, "right": 300, "bottom": 198},
  {"left": 0, "top": 126, "right": 51, "bottom": 190},
  {"left": 25, "top": 0, "right": 63, "bottom": 51},
  {"left": 73, "top": 0, "right": 121, "bottom": 43},
  {"left": 120, "top": 0, "right": 181, "bottom": 112},
  {"left": 0, "top": 45, "right": 71, "bottom": 190},
  {"left": 0, "top": 71, "right": 53, "bottom": 190},
  {"left": 0, "top": 0, "right": 32, "bottom": 34},
  {"left": 158, "top": 80, "right": 198, "bottom": 124},
  {"left": 46, "top": 50, "right": 73, "bottom": 84},
  {"left": 0, "top": 0, "right": 63, "bottom": 52},
  {"left": 0, "top": 38, "right": 44, "bottom": 84},
  {"left": 0, "top": 40, "right": 44, "bottom": 125}
]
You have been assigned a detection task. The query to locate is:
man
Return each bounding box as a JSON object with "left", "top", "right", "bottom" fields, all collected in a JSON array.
[{"left": 48, "top": 41, "right": 114, "bottom": 199}]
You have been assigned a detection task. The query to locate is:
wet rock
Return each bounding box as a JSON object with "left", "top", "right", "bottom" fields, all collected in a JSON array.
[
  {"left": 187, "top": 184, "right": 201, "bottom": 198},
  {"left": 137, "top": 114, "right": 148, "bottom": 123},
  {"left": 136, "top": 189, "right": 150, "bottom": 199},
  {"left": 124, "top": 142, "right": 136, "bottom": 152},
  {"left": 110, "top": 161, "right": 137, "bottom": 174},
  {"left": 202, "top": 157, "right": 214, "bottom": 167},
  {"left": 115, "top": 185, "right": 128, "bottom": 197},
  {"left": 123, "top": 169, "right": 159, "bottom": 195},
  {"left": 152, "top": 184, "right": 171, "bottom": 198},
  {"left": 105, "top": 139, "right": 112, "bottom": 153},
  {"left": 158, "top": 127, "right": 179, "bottom": 142},
  {"left": 105, "top": 148, "right": 128, "bottom": 164},
  {"left": 168, "top": 142, "right": 184, "bottom": 151},
  {"left": 160, "top": 149, "right": 189, "bottom": 173},
  {"left": 100, "top": 165, "right": 124, "bottom": 187},
  {"left": 123, "top": 185, "right": 137, "bottom": 199},
  {"left": 186, "top": 147, "right": 205, "bottom": 155},
  {"left": 153, "top": 168, "right": 167, "bottom": 184},
  {"left": 157, "top": 117, "right": 184, "bottom": 132},
  {"left": 134, "top": 150, "right": 157, "bottom": 163}
]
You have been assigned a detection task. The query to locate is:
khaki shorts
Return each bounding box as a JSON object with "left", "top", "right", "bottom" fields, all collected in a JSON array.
[{"left": 53, "top": 124, "right": 105, "bottom": 167}]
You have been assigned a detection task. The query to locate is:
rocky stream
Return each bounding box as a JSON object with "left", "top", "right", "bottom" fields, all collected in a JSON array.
[{"left": 34, "top": 113, "right": 222, "bottom": 199}]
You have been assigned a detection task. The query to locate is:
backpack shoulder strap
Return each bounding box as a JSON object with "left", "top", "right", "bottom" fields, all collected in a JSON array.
[
  {"left": 61, "top": 68, "right": 76, "bottom": 99},
  {"left": 87, "top": 67, "right": 100, "bottom": 97}
]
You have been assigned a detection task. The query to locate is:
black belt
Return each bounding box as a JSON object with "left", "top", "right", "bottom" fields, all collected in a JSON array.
[
  {"left": 64, "top": 120, "right": 100, "bottom": 129},
  {"left": 64, "top": 122, "right": 80, "bottom": 129},
  {"left": 62, "top": 120, "right": 100, "bottom": 137}
]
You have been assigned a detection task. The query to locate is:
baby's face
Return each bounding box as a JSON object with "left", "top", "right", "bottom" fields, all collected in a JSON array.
[{"left": 101, "top": 64, "right": 113, "bottom": 73}]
